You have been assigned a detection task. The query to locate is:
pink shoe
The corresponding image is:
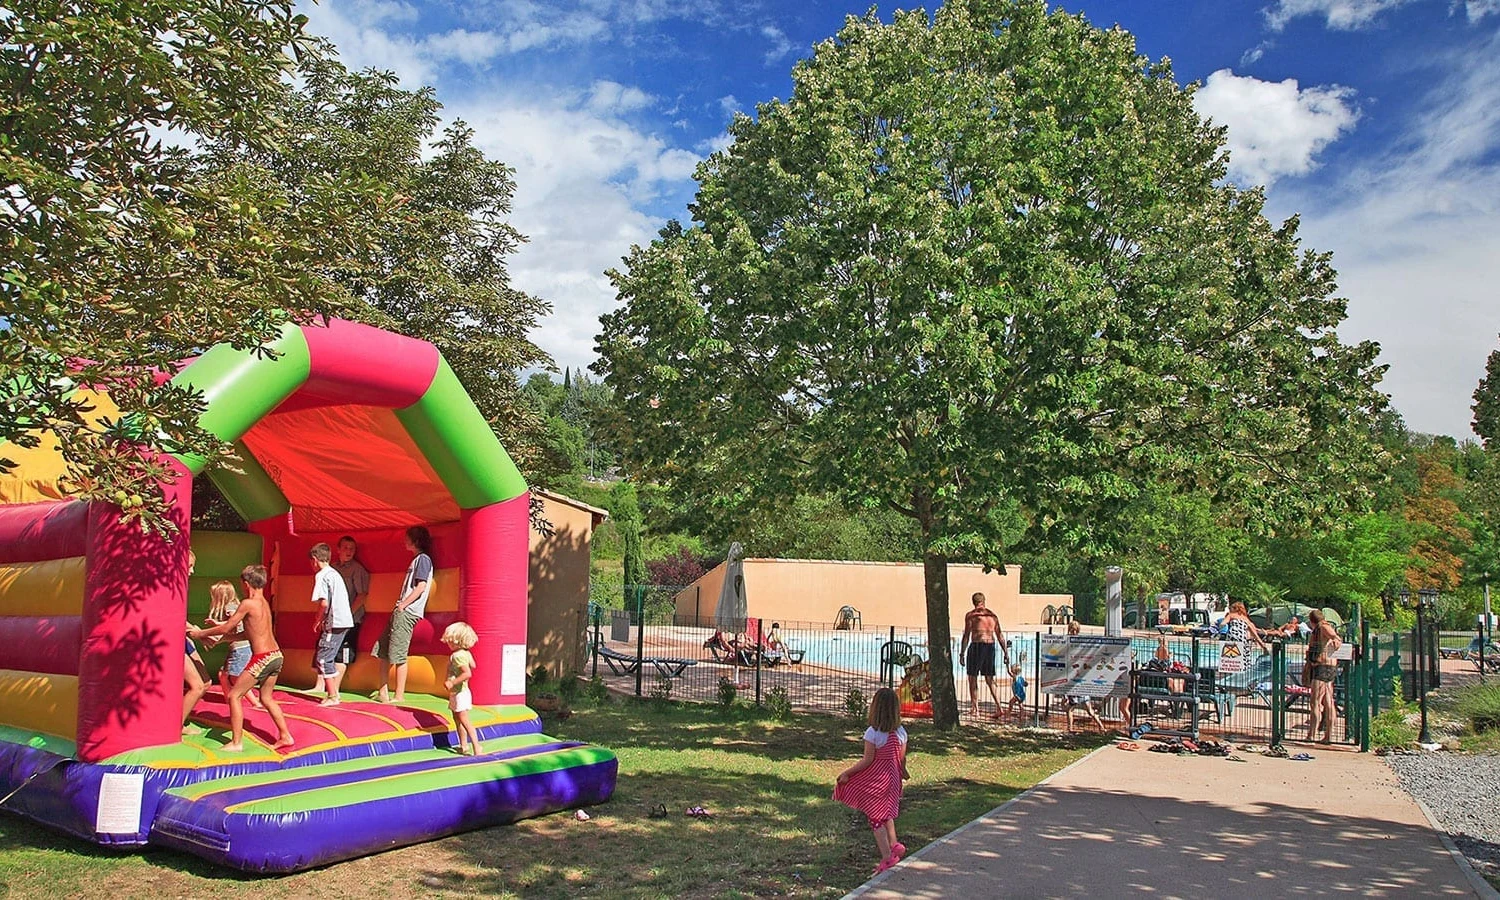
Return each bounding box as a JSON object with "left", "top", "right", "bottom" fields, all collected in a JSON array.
[
  {"left": 874, "top": 855, "right": 898, "bottom": 875},
  {"left": 890, "top": 842, "right": 906, "bottom": 861}
]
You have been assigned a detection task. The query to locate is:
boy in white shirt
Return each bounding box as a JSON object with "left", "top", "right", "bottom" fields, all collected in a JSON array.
[{"left": 310, "top": 542, "right": 354, "bottom": 706}]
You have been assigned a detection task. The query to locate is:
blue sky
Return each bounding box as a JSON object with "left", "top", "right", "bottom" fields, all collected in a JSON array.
[{"left": 305, "top": 0, "right": 1500, "bottom": 439}]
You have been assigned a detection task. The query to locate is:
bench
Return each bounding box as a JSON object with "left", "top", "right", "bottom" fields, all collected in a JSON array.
[{"left": 597, "top": 645, "right": 698, "bottom": 678}]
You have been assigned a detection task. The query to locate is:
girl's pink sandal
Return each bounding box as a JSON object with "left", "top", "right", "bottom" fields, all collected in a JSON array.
[
  {"left": 874, "top": 855, "right": 898, "bottom": 875},
  {"left": 890, "top": 842, "right": 906, "bottom": 860}
]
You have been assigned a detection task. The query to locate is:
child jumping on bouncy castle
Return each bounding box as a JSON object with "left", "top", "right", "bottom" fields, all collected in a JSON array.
[
  {"left": 309, "top": 543, "right": 353, "bottom": 706},
  {"left": 190, "top": 565, "right": 293, "bottom": 752},
  {"left": 206, "top": 580, "right": 263, "bottom": 710},
  {"left": 442, "top": 622, "right": 483, "bottom": 756}
]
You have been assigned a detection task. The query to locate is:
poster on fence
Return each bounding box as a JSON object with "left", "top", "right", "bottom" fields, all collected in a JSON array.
[
  {"left": 1039, "top": 634, "right": 1070, "bottom": 689},
  {"left": 1042, "top": 636, "right": 1132, "bottom": 697},
  {"left": 1218, "top": 641, "right": 1247, "bottom": 675}
]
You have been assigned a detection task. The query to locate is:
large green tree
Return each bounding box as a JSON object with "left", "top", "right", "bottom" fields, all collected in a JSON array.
[
  {"left": 2, "top": 0, "right": 392, "bottom": 532},
  {"left": 594, "top": 0, "right": 1387, "bottom": 727}
]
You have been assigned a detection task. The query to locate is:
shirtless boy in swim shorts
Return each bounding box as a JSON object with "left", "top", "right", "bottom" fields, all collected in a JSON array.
[{"left": 188, "top": 565, "right": 293, "bottom": 752}]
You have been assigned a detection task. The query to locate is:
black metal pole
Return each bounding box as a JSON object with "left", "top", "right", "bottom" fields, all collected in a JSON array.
[
  {"left": 634, "top": 584, "right": 645, "bottom": 697},
  {"left": 1417, "top": 599, "right": 1432, "bottom": 745},
  {"left": 754, "top": 616, "right": 763, "bottom": 705},
  {"left": 592, "top": 607, "right": 601, "bottom": 680}
]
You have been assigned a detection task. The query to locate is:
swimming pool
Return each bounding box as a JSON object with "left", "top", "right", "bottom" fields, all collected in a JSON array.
[{"left": 782, "top": 629, "right": 1248, "bottom": 678}]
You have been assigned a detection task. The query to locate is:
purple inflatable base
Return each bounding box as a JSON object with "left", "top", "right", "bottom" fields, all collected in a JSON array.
[
  {"left": 151, "top": 757, "right": 619, "bottom": 873},
  {"left": 0, "top": 716, "right": 543, "bottom": 846}
]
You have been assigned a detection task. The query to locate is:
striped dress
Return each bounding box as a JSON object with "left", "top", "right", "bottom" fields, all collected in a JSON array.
[{"left": 834, "top": 726, "right": 907, "bottom": 826}]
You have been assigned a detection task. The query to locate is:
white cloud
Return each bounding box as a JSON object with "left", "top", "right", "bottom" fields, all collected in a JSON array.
[
  {"left": 697, "top": 132, "right": 734, "bottom": 155},
  {"left": 451, "top": 94, "right": 702, "bottom": 370},
  {"left": 586, "top": 80, "right": 655, "bottom": 114},
  {"left": 761, "top": 25, "right": 796, "bottom": 65},
  {"left": 1269, "top": 31, "right": 1500, "bottom": 438},
  {"left": 718, "top": 94, "right": 741, "bottom": 116},
  {"left": 1194, "top": 69, "right": 1359, "bottom": 187},
  {"left": 1240, "top": 41, "right": 1272, "bottom": 66},
  {"left": 304, "top": 0, "right": 606, "bottom": 85},
  {"left": 1263, "top": 0, "right": 1415, "bottom": 30},
  {"left": 1464, "top": 0, "right": 1500, "bottom": 19}
]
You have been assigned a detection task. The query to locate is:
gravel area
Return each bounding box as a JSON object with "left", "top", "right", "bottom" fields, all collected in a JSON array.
[{"left": 1386, "top": 752, "right": 1500, "bottom": 887}]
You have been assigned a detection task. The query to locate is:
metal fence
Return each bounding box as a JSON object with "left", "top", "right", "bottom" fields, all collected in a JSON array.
[{"left": 583, "top": 588, "right": 1479, "bottom": 749}]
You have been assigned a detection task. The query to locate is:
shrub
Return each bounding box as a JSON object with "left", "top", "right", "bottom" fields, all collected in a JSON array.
[
  {"left": 645, "top": 545, "right": 717, "bottom": 587},
  {"left": 1371, "top": 708, "right": 1417, "bottom": 749},
  {"left": 558, "top": 674, "right": 580, "bottom": 701},
  {"left": 650, "top": 675, "right": 673, "bottom": 702},
  {"left": 1456, "top": 682, "right": 1500, "bottom": 734},
  {"left": 717, "top": 675, "right": 738, "bottom": 707},
  {"left": 845, "top": 688, "right": 867, "bottom": 720},
  {"left": 530, "top": 664, "right": 550, "bottom": 688},
  {"left": 766, "top": 685, "right": 793, "bottom": 720},
  {"left": 585, "top": 674, "right": 610, "bottom": 704}
]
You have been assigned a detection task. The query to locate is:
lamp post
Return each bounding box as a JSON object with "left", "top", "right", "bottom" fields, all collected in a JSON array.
[{"left": 1404, "top": 589, "right": 1438, "bottom": 747}]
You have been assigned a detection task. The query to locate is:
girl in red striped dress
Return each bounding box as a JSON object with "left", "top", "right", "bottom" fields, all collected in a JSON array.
[{"left": 834, "top": 686, "right": 910, "bottom": 874}]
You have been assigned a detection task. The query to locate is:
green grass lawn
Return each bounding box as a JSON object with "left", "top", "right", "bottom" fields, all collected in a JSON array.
[{"left": 0, "top": 700, "right": 1102, "bottom": 899}]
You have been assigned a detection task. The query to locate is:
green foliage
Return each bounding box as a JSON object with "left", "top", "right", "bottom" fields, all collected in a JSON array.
[
  {"left": 1456, "top": 682, "right": 1500, "bottom": 734},
  {"left": 845, "top": 688, "right": 867, "bottom": 720},
  {"left": 1474, "top": 342, "right": 1500, "bottom": 450},
  {"left": 0, "top": 0, "right": 390, "bottom": 532},
  {"left": 585, "top": 674, "right": 610, "bottom": 704},
  {"left": 1260, "top": 512, "right": 1411, "bottom": 625},
  {"left": 1371, "top": 708, "right": 1417, "bottom": 750},
  {"left": 557, "top": 673, "right": 581, "bottom": 702},
  {"left": 649, "top": 675, "right": 673, "bottom": 703},
  {"left": 717, "top": 675, "right": 738, "bottom": 708},
  {"left": 612, "top": 482, "right": 647, "bottom": 595},
  {"left": 595, "top": 0, "right": 1387, "bottom": 727},
  {"left": 765, "top": 685, "right": 793, "bottom": 720}
]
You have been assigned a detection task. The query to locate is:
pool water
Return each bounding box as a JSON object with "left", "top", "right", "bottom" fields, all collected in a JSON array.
[{"left": 782, "top": 629, "right": 1266, "bottom": 679}]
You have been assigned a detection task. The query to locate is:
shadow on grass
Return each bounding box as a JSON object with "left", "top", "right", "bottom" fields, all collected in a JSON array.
[
  {"left": 0, "top": 700, "right": 1098, "bottom": 900},
  {"left": 543, "top": 698, "right": 1109, "bottom": 763}
]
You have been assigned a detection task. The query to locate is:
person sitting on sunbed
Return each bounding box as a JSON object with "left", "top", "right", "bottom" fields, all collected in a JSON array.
[{"left": 704, "top": 629, "right": 734, "bottom": 654}]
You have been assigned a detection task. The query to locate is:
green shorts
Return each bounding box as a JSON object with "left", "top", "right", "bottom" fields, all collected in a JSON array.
[{"left": 373, "top": 610, "right": 421, "bottom": 665}]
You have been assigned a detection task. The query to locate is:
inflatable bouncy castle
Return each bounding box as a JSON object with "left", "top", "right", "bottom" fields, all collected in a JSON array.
[{"left": 0, "top": 319, "right": 616, "bottom": 872}]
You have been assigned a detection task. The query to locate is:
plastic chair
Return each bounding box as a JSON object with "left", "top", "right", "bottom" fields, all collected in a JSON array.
[
  {"left": 1042, "top": 604, "right": 1057, "bottom": 625},
  {"left": 880, "top": 640, "right": 914, "bottom": 684}
]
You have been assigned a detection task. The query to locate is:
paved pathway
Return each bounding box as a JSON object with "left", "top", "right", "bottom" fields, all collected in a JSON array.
[{"left": 849, "top": 743, "right": 1493, "bottom": 899}]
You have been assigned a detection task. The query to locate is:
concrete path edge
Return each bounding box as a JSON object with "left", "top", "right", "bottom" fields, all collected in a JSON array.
[
  {"left": 1406, "top": 786, "right": 1500, "bottom": 900},
  {"left": 842, "top": 741, "right": 1111, "bottom": 899}
]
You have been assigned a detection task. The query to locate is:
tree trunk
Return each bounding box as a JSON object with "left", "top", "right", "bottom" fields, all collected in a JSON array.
[{"left": 923, "top": 550, "right": 959, "bottom": 730}]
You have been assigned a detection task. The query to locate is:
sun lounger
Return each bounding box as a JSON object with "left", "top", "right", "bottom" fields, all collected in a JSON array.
[{"left": 597, "top": 645, "right": 698, "bottom": 678}]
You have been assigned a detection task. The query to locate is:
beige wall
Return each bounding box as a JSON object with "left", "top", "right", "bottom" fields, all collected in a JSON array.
[
  {"left": 674, "top": 558, "right": 1069, "bottom": 633},
  {"left": 528, "top": 493, "right": 600, "bottom": 678}
]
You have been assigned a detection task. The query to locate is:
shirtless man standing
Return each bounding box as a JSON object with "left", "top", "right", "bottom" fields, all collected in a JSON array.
[
  {"left": 188, "top": 565, "right": 294, "bottom": 752},
  {"left": 959, "top": 592, "right": 1010, "bottom": 716}
]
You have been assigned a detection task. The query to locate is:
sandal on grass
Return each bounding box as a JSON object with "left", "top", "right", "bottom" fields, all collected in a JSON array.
[
  {"left": 686, "top": 805, "right": 712, "bottom": 818},
  {"left": 647, "top": 803, "right": 668, "bottom": 819}
]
